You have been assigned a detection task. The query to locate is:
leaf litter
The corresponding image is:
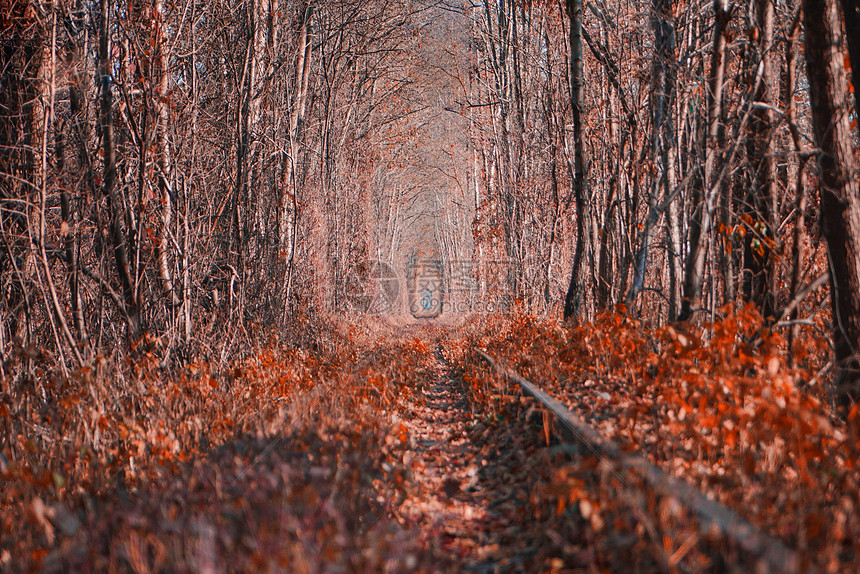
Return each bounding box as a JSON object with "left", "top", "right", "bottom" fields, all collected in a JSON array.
[{"left": 2, "top": 309, "right": 856, "bottom": 572}]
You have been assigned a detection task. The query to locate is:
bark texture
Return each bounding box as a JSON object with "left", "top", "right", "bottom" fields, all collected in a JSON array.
[
  {"left": 563, "top": 0, "right": 589, "bottom": 320},
  {"left": 803, "top": 0, "right": 860, "bottom": 408}
]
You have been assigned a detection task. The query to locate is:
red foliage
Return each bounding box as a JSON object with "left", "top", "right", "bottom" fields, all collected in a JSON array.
[{"left": 453, "top": 307, "right": 858, "bottom": 571}]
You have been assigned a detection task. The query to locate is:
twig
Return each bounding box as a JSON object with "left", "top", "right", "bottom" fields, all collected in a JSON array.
[{"left": 776, "top": 272, "right": 830, "bottom": 325}]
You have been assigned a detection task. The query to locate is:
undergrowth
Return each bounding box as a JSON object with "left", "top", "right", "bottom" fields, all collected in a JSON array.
[
  {"left": 450, "top": 305, "right": 858, "bottom": 572},
  {"left": 3, "top": 306, "right": 856, "bottom": 572},
  {"left": 0, "top": 313, "right": 436, "bottom": 572}
]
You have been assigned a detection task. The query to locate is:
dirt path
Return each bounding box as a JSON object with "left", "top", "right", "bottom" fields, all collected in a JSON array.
[
  {"left": 394, "top": 347, "right": 502, "bottom": 572},
  {"left": 390, "top": 337, "right": 661, "bottom": 573}
]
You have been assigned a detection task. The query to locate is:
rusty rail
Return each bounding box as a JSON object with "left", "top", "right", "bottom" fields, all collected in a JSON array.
[{"left": 477, "top": 350, "right": 803, "bottom": 574}]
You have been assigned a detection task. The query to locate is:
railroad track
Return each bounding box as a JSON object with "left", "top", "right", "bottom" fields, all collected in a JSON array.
[{"left": 477, "top": 350, "right": 802, "bottom": 574}]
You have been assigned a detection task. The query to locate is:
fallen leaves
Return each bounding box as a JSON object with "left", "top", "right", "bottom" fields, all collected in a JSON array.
[
  {"left": 0, "top": 316, "right": 442, "bottom": 572},
  {"left": 456, "top": 306, "right": 860, "bottom": 571},
  {"left": 3, "top": 307, "right": 856, "bottom": 572}
]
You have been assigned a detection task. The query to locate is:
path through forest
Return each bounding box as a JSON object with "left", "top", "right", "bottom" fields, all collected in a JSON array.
[
  {"left": 5, "top": 317, "right": 852, "bottom": 572},
  {"left": 6, "top": 0, "right": 860, "bottom": 570},
  {"left": 387, "top": 328, "right": 659, "bottom": 573},
  {"left": 395, "top": 345, "right": 494, "bottom": 569}
]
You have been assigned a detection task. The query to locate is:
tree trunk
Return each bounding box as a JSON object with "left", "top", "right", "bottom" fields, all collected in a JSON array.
[
  {"left": 803, "top": 0, "right": 860, "bottom": 409},
  {"left": 99, "top": 0, "right": 140, "bottom": 338},
  {"left": 625, "top": 0, "right": 678, "bottom": 315},
  {"left": 154, "top": 0, "right": 178, "bottom": 307},
  {"left": 542, "top": 30, "right": 561, "bottom": 308},
  {"left": 742, "top": 0, "right": 778, "bottom": 320},
  {"left": 281, "top": 5, "right": 313, "bottom": 308},
  {"left": 785, "top": 0, "right": 807, "bottom": 365},
  {"left": 679, "top": 0, "right": 730, "bottom": 322},
  {"left": 563, "top": 0, "right": 589, "bottom": 320}
]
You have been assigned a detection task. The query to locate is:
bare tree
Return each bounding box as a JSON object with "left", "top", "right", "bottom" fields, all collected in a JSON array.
[
  {"left": 741, "top": 0, "right": 778, "bottom": 319},
  {"left": 803, "top": 0, "right": 860, "bottom": 408},
  {"left": 625, "top": 0, "right": 679, "bottom": 317},
  {"left": 563, "top": 0, "right": 589, "bottom": 320},
  {"left": 679, "top": 0, "right": 732, "bottom": 322}
]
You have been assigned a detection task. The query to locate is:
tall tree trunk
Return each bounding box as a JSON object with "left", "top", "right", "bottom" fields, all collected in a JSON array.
[
  {"left": 154, "top": 0, "right": 178, "bottom": 308},
  {"left": 679, "top": 0, "right": 731, "bottom": 322},
  {"left": 803, "top": 0, "right": 860, "bottom": 409},
  {"left": 64, "top": 1, "right": 92, "bottom": 350},
  {"left": 625, "top": 0, "right": 678, "bottom": 315},
  {"left": 785, "top": 0, "right": 807, "bottom": 365},
  {"left": 183, "top": 0, "right": 198, "bottom": 344},
  {"left": 742, "top": 0, "right": 778, "bottom": 320},
  {"left": 542, "top": 30, "right": 561, "bottom": 308},
  {"left": 281, "top": 5, "right": 313, "bottom": 308},
  {"left": 232, "top": 28, "right": 254, "bottom": 315},
  {"left": 563, "top": 0, "right": 589, "bottom": 320},
  {"left": 99, "top": 0, "right": 140, "bottom": 338}
]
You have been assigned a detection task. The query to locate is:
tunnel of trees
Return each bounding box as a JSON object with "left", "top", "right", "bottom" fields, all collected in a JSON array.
[
  {"left": 6, "top": 1, "right": 860, "bottom": 570},
  {"left": 2, "top": 0, "right": 860, "bottom": 404}
]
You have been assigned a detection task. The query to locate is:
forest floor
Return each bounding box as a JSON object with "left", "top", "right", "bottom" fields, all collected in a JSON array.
[
  {"left": 392, "top": 338, "right": 662, "bottom": 573},
  {"left": 1, "top": 311, "right": 858, "bottom": 572}
]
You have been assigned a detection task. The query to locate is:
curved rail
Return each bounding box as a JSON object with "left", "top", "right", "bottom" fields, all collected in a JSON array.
[{"left": 478, "top": 350, "right": 802, "bottom": 574}]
